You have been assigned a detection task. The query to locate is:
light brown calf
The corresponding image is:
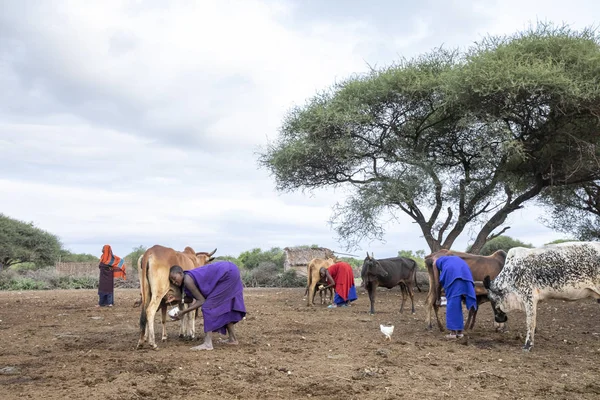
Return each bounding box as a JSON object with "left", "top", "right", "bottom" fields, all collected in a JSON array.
[
  {"left": 137, "top": 245, "right": 216, "bottom": 350},
  {"left": 306, "top": 257, "right": 336, "bottom": 306}
]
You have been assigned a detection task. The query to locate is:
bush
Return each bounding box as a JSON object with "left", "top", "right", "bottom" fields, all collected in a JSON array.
[
  {"left": 475, "top": 236, "right": 533, "bottom": 255},
  {"left": 278, "top": 269, "right": 306, "bottom": 288},
  {"left": 241, "top": 263, "right": 305, "bottom": 288},
  {"left": 9, "top": 262, "right": 38, "bottom": 271},
  {"left": 0, "top": 267, "right": 100, "bottom": 290}
]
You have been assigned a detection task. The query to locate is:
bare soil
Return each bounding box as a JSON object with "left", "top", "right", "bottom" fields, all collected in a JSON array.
[{"left": 0, "top": 288, "right": 599, "bottom": 399}]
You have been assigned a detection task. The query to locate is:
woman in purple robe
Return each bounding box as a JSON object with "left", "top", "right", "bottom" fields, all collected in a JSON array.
[{"left": 168, "top": 261, "right": 246, "bottom": 351}]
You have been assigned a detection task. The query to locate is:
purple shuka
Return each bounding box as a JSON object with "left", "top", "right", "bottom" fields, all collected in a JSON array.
[{"left": 184, "top": 261, "right": 246, "bottom": 335}]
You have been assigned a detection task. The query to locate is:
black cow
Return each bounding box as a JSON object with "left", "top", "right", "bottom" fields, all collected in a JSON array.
[{"left": 361, "top": 253, "right": 421, "bottom": 315}]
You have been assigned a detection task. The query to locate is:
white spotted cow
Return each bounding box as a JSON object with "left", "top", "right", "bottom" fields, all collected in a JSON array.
[{"left": 484, "top": 242, "right": 600, "bottom": 351}]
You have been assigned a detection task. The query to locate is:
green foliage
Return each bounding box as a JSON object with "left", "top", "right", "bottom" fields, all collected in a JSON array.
[
  {"left": 215, "top": 255, "right": 241, "bottom": 265},
  {"left": 9, "top": 262, "right": 37, "bottom": 271},
  {"left": 0, "top": 267, "right": 98, "bottom": 290},
  {"left": 337, "top": 256, "right": 362, "bottom": 269},
  {"left": 237, "top": 247, "right": 285, "bottom": 270},
  {"left": 241, "top": 263, "right": 305, "bottom": 288},
  {"left": 259, "top": 23, "right": 600, "bottom": 253},
  {"left": 59, "top": 250, "right": 99, "bottom": 263},
  {"left": 474, "top": 236, "right": 533, "bottom": 255},
  {"left": 540, "top": 181, "right": 600, "bottom": 240},
  {"left": 124, "top": 245, "right": 147, "bottom": 270},
  {"left": 0, "top": 214, "right": 62, "bottom": 268},
  {"left": 397, "top": 250, "right": 427, "bottom": 270}
]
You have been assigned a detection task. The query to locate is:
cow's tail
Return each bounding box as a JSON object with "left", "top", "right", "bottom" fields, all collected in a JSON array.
[
  {"left": 139, "top": 252, "right": 152, "bottom": 333},
  {"left": 413, "top": 260, "right": 422, "bottom": 292},
  {"left": 305, "top": 262, "right": 312, "bottom": 297},
  {"left": 425, "top": 257, "right": 438, "bottom": 307}
]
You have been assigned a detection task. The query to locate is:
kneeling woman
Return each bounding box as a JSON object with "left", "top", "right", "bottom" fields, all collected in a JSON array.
[{"left": 169, "top": 261, "right": 246, "bottom": 350}]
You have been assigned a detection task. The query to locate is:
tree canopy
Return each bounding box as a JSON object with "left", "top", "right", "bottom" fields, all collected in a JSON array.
[
  {"left": 0, "top": 214, "right": 62, "bottom": 268},
  {"left": 540, "top": 181, "right": 600, "bottom": 240},
  {"left": 259, "top": 24, "right": 600, "bottom": 253}
]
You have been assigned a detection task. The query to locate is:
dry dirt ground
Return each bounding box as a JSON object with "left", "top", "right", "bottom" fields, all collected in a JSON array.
[{"left": 1, "top": 288, "right": 599, "bottom": 400}]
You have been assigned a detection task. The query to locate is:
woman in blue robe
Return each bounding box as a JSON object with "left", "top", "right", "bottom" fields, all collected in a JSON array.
[
  {"left": 431, "top": 255, "right": 477, "bottom": 339},
  {"left": 169, "top": 261, "right": 246, "bottom": 350}
]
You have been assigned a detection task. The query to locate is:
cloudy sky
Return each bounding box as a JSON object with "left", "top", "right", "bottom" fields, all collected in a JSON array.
[{"left": 1, "top": 0, "right": 596, "bottom": 259}]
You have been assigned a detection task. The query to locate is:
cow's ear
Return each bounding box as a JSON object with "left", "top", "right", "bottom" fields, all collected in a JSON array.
[
  {"left": 208, "top": 257, "right": 215, "bottom": 262},
  {"left": 483, "top": 275, "right": 491, "bottom": 289}
]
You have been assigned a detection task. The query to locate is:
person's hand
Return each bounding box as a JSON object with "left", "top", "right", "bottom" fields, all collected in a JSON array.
[
  {"left": 318, "top": 285, "right": 325, "bottom": 291},
  {"left": 166, "top": 294, "right": 177, "bottom": 304}
]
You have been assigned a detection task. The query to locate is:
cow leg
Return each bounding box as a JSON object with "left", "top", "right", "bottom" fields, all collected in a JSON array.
[
  {"left": 367, "top": 282, "right": 378, "bottom": 314},
  {"left": 161, "top": 303, "right": 168, "bottom": 342},
  {"left": 523, "top": 298, "right": 538, "bottom": 352},
  {"left": 426, "top": 295, "right": 444, "bottom": 331},
  {"left": 407, "top": 283, "right": 415, "bottom": 314},
  {"left": 179, "top": 302, "right": 187, "bottom": 339},
  {"left": 433, "top": 303, "right": 443, "bottom": 332},
  {"left": 465, "top": 308, "right": 476, "bottom": 331},
  {"left": 137, "top": 295, "right": 163, "bottom": 350},
  {"left": 307, "top": 282, "right": 317, "bottom": 307},
  {"left": 188, "top": 308, "right": 196, "bottom": 340},
  {"left": 180, "top": 302, "right": 192, "bottom": 340},
  {"left": 399, "top": 284, "right": 406, "bottom": 313}
]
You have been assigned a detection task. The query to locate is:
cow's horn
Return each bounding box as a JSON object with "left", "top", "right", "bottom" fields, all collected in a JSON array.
[{"left": 208, "top": 248, "right": 217, "bottom": 257}]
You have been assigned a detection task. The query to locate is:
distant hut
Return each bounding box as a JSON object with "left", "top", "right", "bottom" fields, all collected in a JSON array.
[{"left": 283, "top": 246, "right": 335, "bottom": 277}]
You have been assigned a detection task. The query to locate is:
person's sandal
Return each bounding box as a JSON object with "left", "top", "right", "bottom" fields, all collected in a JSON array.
[{"left": 444, "top": 333, "right": 460, "bottom": 339}]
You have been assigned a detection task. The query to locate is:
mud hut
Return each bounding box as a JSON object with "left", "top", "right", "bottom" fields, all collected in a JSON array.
[{"left": 283, "top": 246, "right": 335, "bottom": 277}]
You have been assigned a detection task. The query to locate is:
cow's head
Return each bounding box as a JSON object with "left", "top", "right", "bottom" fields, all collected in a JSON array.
[
  {"left": 195, "top": 248, "right": 217, "bottom": 266},
  {"left": 483, "top": 275, "right": 508, "bottom": 323},
  {"left": 361, "top": 252, "right": 388, "bottom": 280},
  {"left": 182, "top": 247, "right": 217, "bottom": 266}
]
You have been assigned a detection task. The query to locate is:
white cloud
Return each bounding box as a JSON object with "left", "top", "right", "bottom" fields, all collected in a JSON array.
[{"left": 1, "top": 0, "right": 590, "bottom": 259}]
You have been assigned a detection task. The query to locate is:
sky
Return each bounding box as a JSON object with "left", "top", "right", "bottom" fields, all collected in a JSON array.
[{"left": 1, "top": 0, "right": 597, "bottom": 259}]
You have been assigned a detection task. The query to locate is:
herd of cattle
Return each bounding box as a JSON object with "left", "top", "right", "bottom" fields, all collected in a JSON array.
[{"left": 134, "top": 241, "right": 600, "bottom": 352}]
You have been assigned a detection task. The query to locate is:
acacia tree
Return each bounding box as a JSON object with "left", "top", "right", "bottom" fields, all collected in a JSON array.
[
  {"left": 259, "top": 25, "right": 600, "bottom": 253},
  {"left": 540, "top": 181, "right": 600, "bottom": 240},
  {"left": 0, "top": 214, "right": 62, "bottom": 268}
]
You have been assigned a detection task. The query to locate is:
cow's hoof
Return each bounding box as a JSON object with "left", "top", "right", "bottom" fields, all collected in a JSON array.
[
  {"left": 151, "top": 344, "right": 159, "bottom": 351},
  {"left": 522, "top": 342, "right": 533, "bottom": 352},
  {"left": 162, "top": 337, "right": 168, "bottom": 342}
]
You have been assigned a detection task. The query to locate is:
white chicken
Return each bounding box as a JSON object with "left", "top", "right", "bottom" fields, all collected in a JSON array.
[{"left": 380, "top": 324, "right": 394, "bottom": 341}]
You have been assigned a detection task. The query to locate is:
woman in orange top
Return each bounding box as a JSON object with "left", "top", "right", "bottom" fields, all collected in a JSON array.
[
  {"left": 98, "top": 245, "right": 125, "bottom": 307},
  {"left": 319, "top": 261, "right": 358, "bottom": 308}
]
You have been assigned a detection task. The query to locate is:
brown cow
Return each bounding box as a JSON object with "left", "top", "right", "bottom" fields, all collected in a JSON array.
[
  {"left": 306, "top": 257, "right": 336, "bottom": 306},
  {"left": 137, "top": 245, "right": 216, "bottom": 350},
  {"left": 425, "top": 249, "right": 506, "bottom": 332}
]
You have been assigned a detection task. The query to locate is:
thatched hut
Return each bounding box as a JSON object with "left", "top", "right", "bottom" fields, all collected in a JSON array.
[{"left": 283, "top": 246, "right": 335, "bottom": 277}]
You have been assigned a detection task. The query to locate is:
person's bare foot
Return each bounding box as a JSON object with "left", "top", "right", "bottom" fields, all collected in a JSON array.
[{"left": 190, "top": 343, "right": 213, "bottom": 351}]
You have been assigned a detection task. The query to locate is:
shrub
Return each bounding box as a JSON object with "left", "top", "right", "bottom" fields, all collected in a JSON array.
[
  {"left": 240, "top": 262, "right": 305, "bottom": 288},
  {"left": 278, "top": 269, "right": 306, "bottom": 288}
]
